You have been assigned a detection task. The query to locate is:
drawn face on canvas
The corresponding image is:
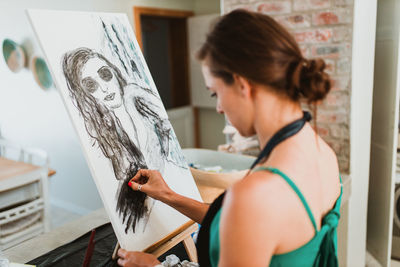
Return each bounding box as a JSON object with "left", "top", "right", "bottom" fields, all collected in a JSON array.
[{"left": 81, "top": 57, "right": 123, "bottom": 109}]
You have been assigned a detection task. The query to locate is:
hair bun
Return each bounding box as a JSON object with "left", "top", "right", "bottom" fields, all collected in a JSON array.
[{"left": 290, "top": 58, "right": 331, "bottom": 103}]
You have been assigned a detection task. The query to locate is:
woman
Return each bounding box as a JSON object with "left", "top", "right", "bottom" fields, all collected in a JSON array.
[
  {"left": 118, "top": 9, "right": 342, "bottom": 267},
  {"left": 62, "top": 48, "right": 186, "bottom": 233}
]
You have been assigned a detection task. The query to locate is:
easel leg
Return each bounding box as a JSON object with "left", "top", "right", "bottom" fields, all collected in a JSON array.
[
  {"left": 183, "top": 236, "right": 198, "bottom": 263},
  {"left": 112, "top": 242, "right": 120, "bottom": 260}
]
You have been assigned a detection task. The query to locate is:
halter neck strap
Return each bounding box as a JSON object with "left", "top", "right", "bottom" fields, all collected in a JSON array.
[{"left": 250, "top": 111, "right": 311, "bottom": 170}]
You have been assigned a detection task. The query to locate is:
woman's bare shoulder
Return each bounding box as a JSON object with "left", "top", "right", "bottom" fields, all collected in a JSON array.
[
  {"left": 218, "top": 171, "right": 287, "bottom": 263},
  {"left": 223, "top": 170, "right": 290, "bottom": 225}
]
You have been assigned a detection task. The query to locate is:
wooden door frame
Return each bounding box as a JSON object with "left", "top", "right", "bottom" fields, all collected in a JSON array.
[
  {"left": 133, "top": 7, "right": 194, "bottom": 50},
  {"left": 133, "top": 7, "right": 199, "bottom": 148}
]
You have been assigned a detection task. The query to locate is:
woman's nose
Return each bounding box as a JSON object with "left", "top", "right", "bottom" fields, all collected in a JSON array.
[{"left": 100, "top": 84, "right": 109, "bottom": 93}]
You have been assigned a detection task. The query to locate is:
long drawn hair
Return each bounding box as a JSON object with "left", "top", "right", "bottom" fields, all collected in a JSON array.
[{"left": 62, "top": 47, "right": 148, "bottom": 233}]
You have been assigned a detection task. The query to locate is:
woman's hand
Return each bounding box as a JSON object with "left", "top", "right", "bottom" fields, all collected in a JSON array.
[
  {"left": 128, "top": 169, "right": 173, "bottom": 202},
  {"left": 117, "top": 249, "right": 160, "bottom": 267},
  {"left": 129, "top": 169, "right": 209, "bottom": 223}
]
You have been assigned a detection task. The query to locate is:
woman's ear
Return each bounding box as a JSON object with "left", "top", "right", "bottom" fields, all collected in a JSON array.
[{"left": 233, "top": 74, "right": 253, "bottom": 98}]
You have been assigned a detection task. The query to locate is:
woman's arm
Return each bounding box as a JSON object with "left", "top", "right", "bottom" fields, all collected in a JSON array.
[
  {"left": 129, "top": 169, "right": 209, "bottom": 223},
  {"left": 163, "top": 190, "right": 209, "bottom": 224},
  {"left": 218, "top": 173, "right": 279, "bottom": 267}
]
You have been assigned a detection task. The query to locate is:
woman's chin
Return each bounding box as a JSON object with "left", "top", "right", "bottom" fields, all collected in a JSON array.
[{"left": 106, "top": 101, "right": 123, "bottom": 109}]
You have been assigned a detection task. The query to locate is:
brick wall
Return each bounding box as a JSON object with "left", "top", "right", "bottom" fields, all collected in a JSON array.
[{"left": 223, "top": 0, "right": 353, "bottom": 173}]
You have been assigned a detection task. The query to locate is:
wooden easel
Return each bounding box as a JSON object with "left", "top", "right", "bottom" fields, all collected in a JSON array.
[{"left": 112, "top": 220, "right": 198, "bottom": 262}]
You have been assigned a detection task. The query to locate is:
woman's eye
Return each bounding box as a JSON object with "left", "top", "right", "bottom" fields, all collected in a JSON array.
[
  {"left": 81, "top": 77, "right": 99, "bottom": 93},
  {"left": 98, "top": 66, "right": 113, "bottom": 82},
  {"left": 210, "top": 92, "right": 217, "bottom": 98}
]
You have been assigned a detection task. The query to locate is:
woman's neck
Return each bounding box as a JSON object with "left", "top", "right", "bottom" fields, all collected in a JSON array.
[
  {"left": 253, "top": 91, "right": 303, "bottom": 149},
  {"left": 113, "top": 105, "right": 131, "bottom": 122}
]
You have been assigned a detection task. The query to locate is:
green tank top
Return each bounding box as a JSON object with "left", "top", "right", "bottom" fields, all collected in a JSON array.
[{"left": 209, "top": 167, "right": 343, "bottom": 267}]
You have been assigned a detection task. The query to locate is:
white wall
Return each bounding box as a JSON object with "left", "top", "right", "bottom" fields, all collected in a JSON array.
[
  {"left": 194, "top": 0, "right": 220, "bottom": 15},
  {"left": 190, "top": 1, "right": 226, "bottom": 150},
  {"left": 347, "top": 0, "right": 377, "bottom": 265},
  {"left": 0, "top": 0, "right": 195, "bottom": 215}
]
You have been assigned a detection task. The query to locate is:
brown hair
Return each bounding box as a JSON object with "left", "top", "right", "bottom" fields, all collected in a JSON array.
[{"left": 197, "top": 9, "right": 331, "bottom": 104}]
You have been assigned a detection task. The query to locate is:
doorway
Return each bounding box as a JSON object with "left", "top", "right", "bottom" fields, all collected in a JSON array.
[{"left": 133, "top": 7, "right": 196, "bottom": 147}]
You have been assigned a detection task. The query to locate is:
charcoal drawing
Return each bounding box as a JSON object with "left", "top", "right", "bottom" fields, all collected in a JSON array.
[
  {"left": 29, "top": 10, "right": 201, "bottom": 250},
  {"left": 62, "top": 45, "right": 183, "bottom": 232}
]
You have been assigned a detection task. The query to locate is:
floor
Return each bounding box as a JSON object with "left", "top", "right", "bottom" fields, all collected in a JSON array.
[
  {"left": 50, "top": 204, "right": 81, "bottom": 230},
  {"left": 366, "top": 251, "right": 400, "bottom": 267}
]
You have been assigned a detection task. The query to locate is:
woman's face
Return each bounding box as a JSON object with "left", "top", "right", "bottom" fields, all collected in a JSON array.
[
  {"left": 201, "top": 63, "right": 255, "bottom": 136},
  {"left": 80, "top": 57, "right": 123, "bottom": 109}
]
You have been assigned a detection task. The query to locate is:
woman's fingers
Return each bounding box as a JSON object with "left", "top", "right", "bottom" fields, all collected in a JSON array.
[
  {"left": 117, "top": 258, "right": 125, "bottom": 266},
  {"left": 129, "top": 181, "right": 148, "bottom": 193},
  {"left": 131, "top": 169, "right": 150, "bottom": 182},
  {"left": 128, "top": 169, "right": 151, "bottom": 193},
  {"left": 131, "top": 169, "right": 144, "bottom": 182},
  {"left": 116, "top": 250, "right": 160, "bottom": 267},
  {"left": 118, "top": 248, "right": 127, "bottom": 258},
  {"left": 117, "top": 249, "right": 126, "bottom": 266}
]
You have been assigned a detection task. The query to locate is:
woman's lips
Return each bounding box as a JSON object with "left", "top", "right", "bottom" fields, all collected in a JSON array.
[{"left": 104, "top": 92, "right": 116, "bottom": 101}]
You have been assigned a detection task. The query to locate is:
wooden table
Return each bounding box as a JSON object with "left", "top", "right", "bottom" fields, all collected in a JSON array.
[
  {"left": 0, "top": 156, "right": 55, "bottom": 249},
  {"left": 0, "top": 156, "right": 55, "bottom": 185}
]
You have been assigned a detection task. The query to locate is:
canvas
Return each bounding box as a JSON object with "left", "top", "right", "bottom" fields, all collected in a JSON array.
[{"left": 27, "top": 10, "right": 202, "bottom": 251}]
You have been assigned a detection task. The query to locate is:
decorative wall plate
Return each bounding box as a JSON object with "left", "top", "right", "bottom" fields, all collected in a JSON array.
[
  {"left": 31, "top": 56, "right": 53, "bottom": 89},
  {"left": 2, "top": 39, "right": 26, "bottom": 73}
]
